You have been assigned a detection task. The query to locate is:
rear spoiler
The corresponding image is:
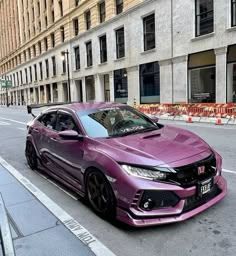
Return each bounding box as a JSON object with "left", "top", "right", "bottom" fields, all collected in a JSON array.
[{"left": 27, "top": 102, "right": 72, "bottom": 118}]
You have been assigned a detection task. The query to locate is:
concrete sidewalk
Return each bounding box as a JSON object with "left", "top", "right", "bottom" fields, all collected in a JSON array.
[{"left": 0, "top": 163, "right": 95, "bottom": 256}]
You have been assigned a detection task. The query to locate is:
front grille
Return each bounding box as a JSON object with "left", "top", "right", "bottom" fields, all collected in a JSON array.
[
  {"left": 168, "top": 153, "right": 217, "bottom": 187},
  {"left": 183, "top": 184, "right": 222, "bottom": 212}
]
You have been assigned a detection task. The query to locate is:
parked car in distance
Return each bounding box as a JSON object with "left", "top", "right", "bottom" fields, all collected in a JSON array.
[{"left": 25, "top": 102, "right": 227, "bottom": 227}]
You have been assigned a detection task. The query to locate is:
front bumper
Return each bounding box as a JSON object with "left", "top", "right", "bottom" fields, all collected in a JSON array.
[{"left": 116, "top": 176, "right": 227, "bottom": 227}]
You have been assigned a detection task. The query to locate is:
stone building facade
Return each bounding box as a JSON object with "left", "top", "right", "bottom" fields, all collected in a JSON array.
[{"left": 0, "top": 0, "right": 236, "bottom": 105}]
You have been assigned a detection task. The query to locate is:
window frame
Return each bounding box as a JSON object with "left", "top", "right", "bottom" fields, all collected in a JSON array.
[
  {"left": 99, "top": 1, "right": 106, "bottom": 23},
  {"left": 195, "top": 0, "right": 214, "bottom": 37},
  {"left": 74, "top": 46, "right": 81, "bottom": 70},
  {"left": 85, "top": 10, "right": 91, "bottom": 30},
  {"left": 143, "top": 13, "right": 156, "bottom": 51},
  {"left": 99, "top": 35, "right": 107, "bottom": 63},
  {"left": 232, "top": 0, "right": 236, "bottom": 27},
  {"left": 116, "top": 0, "right": 123, "bottom": 15},
  {"left": 73, "top": 18, "right": 79, "bottom": 36},
  {"left": 86, "top": 41, "right": 93, "bottom": 67},
  {"left": 115, "top": 27, "right": 125, "bottom": 59}
]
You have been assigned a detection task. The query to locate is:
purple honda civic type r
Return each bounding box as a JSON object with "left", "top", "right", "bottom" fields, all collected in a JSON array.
[{"left": 25, "top": 102, "right": 227, "bottom": 227}]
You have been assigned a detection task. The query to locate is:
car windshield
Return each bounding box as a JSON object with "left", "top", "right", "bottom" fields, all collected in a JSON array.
[{"left": 78, "top": 106, "right": 159, "bottom": 138}]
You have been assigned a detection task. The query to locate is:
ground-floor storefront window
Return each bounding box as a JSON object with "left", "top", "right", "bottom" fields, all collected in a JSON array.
[
  {"left": 227, "top": 45, "right": 236, "bottom": 103},
  {"left": 85, "top": 76, "right": 95, "bottom": 101},
  {"left": 188, "top": 50, "right": 216, "bottom": 103},
  {"left": 140, "top": 61, "right": 160, "bottom": 103},
  {"left": 114, "top": 69, "right": 127, "bottom": 103}
]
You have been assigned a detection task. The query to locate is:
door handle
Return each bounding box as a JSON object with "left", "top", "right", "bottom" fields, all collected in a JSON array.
[
  {"left": 33, "top": 128, "right": 39, "bottom": 133},
  {"left": 50, "top": 137, "right": 57, "bottom": 142}
]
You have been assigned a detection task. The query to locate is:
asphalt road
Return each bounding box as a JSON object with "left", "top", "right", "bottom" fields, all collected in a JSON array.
[{"left": 0, "top": 105, "right": 235, "bottom": 256}]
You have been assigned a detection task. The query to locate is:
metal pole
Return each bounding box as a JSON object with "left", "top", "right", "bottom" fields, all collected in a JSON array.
[
  {"left": 66, "top": 50, "right": 71, "bottom": 103},
  {"left": 5, "top": 76, "right": 9, "bottom": 107}
]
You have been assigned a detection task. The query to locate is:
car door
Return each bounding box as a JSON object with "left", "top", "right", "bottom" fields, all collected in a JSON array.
[
  {"left": 32, "top": 111, "right": 58, "bottom": 167},
  {"left": 49, "top": 111, "right": 85, "bottom": 190}
]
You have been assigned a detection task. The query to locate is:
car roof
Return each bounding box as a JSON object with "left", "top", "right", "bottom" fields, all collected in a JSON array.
[{"left": 44, "top": 102, "right": 126, "bottom": 113}]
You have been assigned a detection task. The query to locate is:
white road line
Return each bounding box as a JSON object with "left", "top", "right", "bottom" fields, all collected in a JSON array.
[
  {"left": 222, "top": 168, "right": 236, "bottom": 174},
  {"left": 0, "top": 156, "right": 116, "bottom": 256},
  {"left": 0, "top": 117, "right": 27, "bottom": 125},
  {"left": 17, "top": 127, "right": 26, "bottom": 131},
  {"left": 47, "top": 179, "right": 79, "bottom": 201}
]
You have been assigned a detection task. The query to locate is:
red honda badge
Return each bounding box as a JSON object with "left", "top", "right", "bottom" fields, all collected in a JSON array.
[{"left": 198, "top": 166, "right": 205, "bottom": 175}]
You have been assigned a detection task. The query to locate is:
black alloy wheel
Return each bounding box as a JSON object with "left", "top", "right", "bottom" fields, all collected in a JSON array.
[
  {"left": 25, "top": 141, "right": 38, "bottom": 170},
  {"left": 86, "top": 169, "right": 116, "bottom": 219}
]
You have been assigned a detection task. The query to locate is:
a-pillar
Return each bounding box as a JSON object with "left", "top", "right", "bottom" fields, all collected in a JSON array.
[
  {"left": 127, "top": 66, "right": 140, "bottom": 106},
  {"left": 172, "top": 55, "right": 188, "bottom": 103},
  {"left": 159, "top": 59, "right": 173, "bottom": 103},
  {"left": 94, "top": 74, "right": 104, "bottom": 101},
  {"left": 215, "top": 47, "right": 227, "bottom": 103}
]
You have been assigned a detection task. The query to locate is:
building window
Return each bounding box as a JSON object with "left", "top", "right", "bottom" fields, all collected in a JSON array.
[
  {"left": 143, "top": 14, "right": 155, "bottom": 51},
  {"left": 44, "top": 37, "right": 48, "bottom": 51},
  {"left": 28, "top": 48, "right": 31, "bottom": 59},
  {"left": 60, "top": 26, "right": 65, "bottom": 42},
  {"left": 29, "top": 67, "right": 32, "bottom": 82},
  {"left": 116, "top": 27, "right": 125, "bottom": 59},
  {"left": 232, "top": 0, "right": 236, "bottom": 27},
  {"left": 59, "top": 0, "right": 63, "bottom": 17},
  {"left": 86, "top": 41, "right": 93, "bottom": 67},
  {"left": 20, "top": 71, "right": 23, "bottom": 85},
  {"left": 25, "top": 68, "right": 28, "bottom": 83},
  {"left": 116, "top": 0, "right": 123, "bottom": 14},
  {"left": 34, "top": 64, "right": 37, "bottom": 81},
  {"left": 52, "top": 10, "right": 55, "bottom": 22},
  {"left": 39, "top": 62, "right": 43, "bottom": 80},
  {"left": 62, "top": 59, "right": 66, "bottom": 73},
  {"left": 114, "top": 68, "right": 128, "bottom": 103},
  {"left": 51, "top": 33, "right": 55, "bottom": 48},
  {"left": 33, "top": 45, "right": 36, "bottom": 57},
  {"left": 52, "top": 56, "right": 56, "bottom": 76},
  {"left": 227, "top": 45, "right": 236, "bottom": 102},
  {"left": 38, "top": 41, "right": 42, "bottom": 54},
  {"left": 195, "top": 0, "right": 214, "bottom": 37},
  {"left": 23, "top": 51, "right": 26, "bottom": 62},
  {"left": 45, "top": 16, "right": 48, "bottom": 28},
  {"left": 188, "top": 50, "right": 216, "bottom": 103},
  {"left": 75, "top": 0, "right": 80, "bottom": 6},
  {"left": 140, "top": 62, "right": 160, "bottom": 103},
  {"left": 74, "top": 46, "right": 80, "bottom": 70},
  {"left": 99, "top": 1, "right": 106, "bottom": 23},
  {"left": 85, "top": 10, "right": 91, "bottom": 30},
  {"left": 73, "top": 18, "right": 79, "bottom": 36},
  {"left": 99, "top": 35, "right": 107, "bottom": 63},
  {"left": 45, "top": 59, "right": 49, "bottom": 78}
]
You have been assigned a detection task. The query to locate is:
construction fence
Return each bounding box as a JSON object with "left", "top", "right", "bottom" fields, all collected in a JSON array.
[{"left": 134, "top": 103, "right": 236, "bottom": 124}]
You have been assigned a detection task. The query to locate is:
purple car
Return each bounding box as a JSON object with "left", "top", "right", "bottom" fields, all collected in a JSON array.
[{"left": 25, "top": 102, "right": 227, "bottom": 227}]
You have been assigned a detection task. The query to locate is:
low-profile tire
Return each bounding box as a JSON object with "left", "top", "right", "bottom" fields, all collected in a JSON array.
[
  {"left": 25, "top": 141, "right": 38, "bottom": 170},
  {"left": 85, "top": 169, "right": 116, "bottom": 219}
]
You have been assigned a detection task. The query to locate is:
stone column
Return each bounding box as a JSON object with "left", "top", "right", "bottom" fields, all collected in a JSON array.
[
  {"left": 109, "top": 72, "right": 114, "bottom": 102},
  {"left": 215, "top": 47, "right": 227, "bottom": 103},
  {"left": 50, "top": 84, "right": 54, "bottom": 103},
  {"left": 94, "top": 74, "right": 104, "bottom": 101},
  {"left": 81, "top": 77, "right": 86, "bottom": 102},
  {"left": 127, "top": 66, "right": 139, "bottom": 106},
  {"left": 172, "top": 55, "right": 188, "bottom": 103},
  {"left": 159, "top": 59, "right": 173, "bottom": 103}
]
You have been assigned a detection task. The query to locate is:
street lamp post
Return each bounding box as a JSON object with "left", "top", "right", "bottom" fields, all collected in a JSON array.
[
  {"left": 61, "top": 50, "right": 71, "bottom": 103},
  {"left": 5, "top": 76, "right": 9, "bottom": 107}
]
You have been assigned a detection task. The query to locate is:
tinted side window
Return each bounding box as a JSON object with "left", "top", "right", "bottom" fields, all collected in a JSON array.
[
  {"left": 55, "top": 113, "right": 78, "bottom": 132},
  {"left": 37, "top": 112, "right": 57, "bottom": 129}
]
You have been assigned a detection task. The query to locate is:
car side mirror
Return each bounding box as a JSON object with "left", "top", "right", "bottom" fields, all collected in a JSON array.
[
  {"left": 58, "top": 130, "right": 83, "bottom": 141},
  {"left": 150, "top": 115, "right": 159, "bottom": 124}
]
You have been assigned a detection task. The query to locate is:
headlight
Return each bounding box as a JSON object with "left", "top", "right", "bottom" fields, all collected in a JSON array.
[{"left": 121, "top": 165, "right": 174, "bottom": 181}]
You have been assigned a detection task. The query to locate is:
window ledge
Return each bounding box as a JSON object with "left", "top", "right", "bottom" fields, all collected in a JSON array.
[
  {"left": 85, "top": 66, "right": 93, "bottom": 70},
  {"left": 226, "top": 26, "right": 236, "bottom": 33},
  {"left": 61, "top": 72, "right": 66, "bottom": 75},
  {"left": 51, "top": 75, "right": 56, "bottom": 78},
  {"left": 141, "top": 48, "right": 156, "bottom": 55},
  {"left": 191, "top": 32, "right": 215, "bottom": 42},
  {"left": 114, "top": 57, "right": 125, "bottom": 62},
  {"left": 98, "top": 62, "right": 108, "bottom": 66},
  {"left": 73, "top": 69, "right": 81, "bottom": 72}
]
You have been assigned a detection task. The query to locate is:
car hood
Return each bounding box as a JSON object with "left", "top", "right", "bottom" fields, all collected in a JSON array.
[{"left": 95, "top": 125, "right": 212, "bottom": 167}]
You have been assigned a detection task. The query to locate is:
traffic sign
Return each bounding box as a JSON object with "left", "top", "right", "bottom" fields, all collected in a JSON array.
[{"left": 1, "top": 80, "right": 12, "bottom": 88}]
